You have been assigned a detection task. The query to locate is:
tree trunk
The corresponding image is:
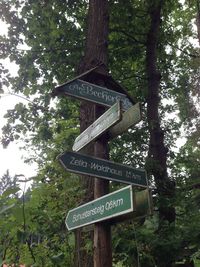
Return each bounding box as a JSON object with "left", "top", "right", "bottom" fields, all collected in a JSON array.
[
  {"left": 146, "top": 0, "right": 175, "bottom": 265},
  {"left": 196, "top": 0, "right": 200, "bottom": 45},
  {"left": 75, "top": 1, "right": 111, "bottom": 266}
]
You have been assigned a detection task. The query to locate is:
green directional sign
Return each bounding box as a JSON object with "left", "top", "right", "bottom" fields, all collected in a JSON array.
[
  {"left": 133, "top": 188, "right": 153, "bottom": 219},
  {"left": 111, "top": 188, "right": 153, "bottom": 225},
  {"left": 65, "top": 186, "right": 133, "bottom": 230},
  {"left": 73, "top": 101, "right": 122, "bottom": 152},
  {"left": 109, "top": 102, "right": 141, "bottom": 138},
  {"left": 59, "top": 151, "right": 148, "bottom": 187},
  {"left": 54, "top": 79, "right": 133, "bottom": 111}
]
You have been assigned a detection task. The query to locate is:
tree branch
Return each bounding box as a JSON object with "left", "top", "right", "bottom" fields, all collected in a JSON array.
[
  {"left": 0, "top": 93, "right": 49, "bottom": 112},
  {"left": 166, "top": 41, "right": 200, "bottom": 58},
  {"left": 110, "top": 28, "right": 146, "bottom": 45}
]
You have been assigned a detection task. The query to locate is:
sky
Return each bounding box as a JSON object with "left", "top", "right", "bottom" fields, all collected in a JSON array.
[
  {"left": 0, "top": 94, "right": 38, "bottom": 180},
  {"left": 1, "top": 11, "right": 196, "bottom": 182},
  {"left": 0, "top": 22, "right": 37, "bottom": 181}
]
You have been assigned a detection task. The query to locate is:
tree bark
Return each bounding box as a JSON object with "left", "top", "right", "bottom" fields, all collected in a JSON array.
[
  {"left": 75, "top": 1, "right": 111, "bottom": 267},
  {"left": 146, "top": 0, "right": 175, "bottom": 224},
  {"left": 146, "top": 1, "right": 175, "bottom": 265},
  {"left": 196, "top": 0, "right": 200, "bottom": 45}
]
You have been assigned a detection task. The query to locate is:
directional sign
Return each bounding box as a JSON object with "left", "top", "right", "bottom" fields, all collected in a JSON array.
[
  {"left": 73, "top": 101, "right": 122, "bottom": 152},
  {"left": 59, "top": 151, "right": 148, "bottom": 187},
  {"left": 54, "top": 79, "right": 133, "bottom": 111},
  {"left": 109, "top": 102, "right": 141, "bottom": 138},
  {"left": 133, "top": 188, "right": 153, "bottom": 219},
  {"left": 109, "top": 189, "right": 152, "bottom": 228},
  {"left": 65, "top": 186, "right": 134, "bottom": 230}
]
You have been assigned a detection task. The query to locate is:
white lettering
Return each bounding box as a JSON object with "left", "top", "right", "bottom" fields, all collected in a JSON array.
[
  {"left": 70, "top": 157, "right": 87, "bottom": 168},
  {"left": 90, "top": 162, "right": 122, "bottom": 176},
  {"left": 70, "top": 156, "right": 75, "bottom": 165},
  {"left": 73, "top": 204, "right": 105, "bottom": 223},
  {"left": 105, "top": 198, "right": 123, "bottom": 211},
  {"left": 69, "top": 82, "right": 132, "bottom": 111},
  {"left": 126, "top": 171, "right": 141, "bottom": 180}
]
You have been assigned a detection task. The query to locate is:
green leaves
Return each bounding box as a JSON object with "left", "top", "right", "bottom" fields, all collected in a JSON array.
[
  {"left": 0, "top": 0, "right": 200, "bottom": 266},
  {"left": 0, "top": 203, "right": 15, "bottom": 215},
  {"left": 2, "top": 186, "right": 20, "bottom": 197}
]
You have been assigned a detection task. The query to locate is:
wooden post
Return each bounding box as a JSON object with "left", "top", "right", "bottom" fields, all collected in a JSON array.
[
  {"left": 77, "top": 0, "right": 112, "bottom": 265},
  {"left": 94, "top": 105, "right": 112, "bottom": 267}
]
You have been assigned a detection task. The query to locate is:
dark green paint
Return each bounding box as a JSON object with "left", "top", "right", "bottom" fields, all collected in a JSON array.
[
  {"left": 59, "top": 151, "right": 148, "bottom": 187},
  {"left": 65, "top": 186, "right": 133, "bottom": 230},
  {"left": 55, "top": 79, "right": 133, "bottom": 111}
]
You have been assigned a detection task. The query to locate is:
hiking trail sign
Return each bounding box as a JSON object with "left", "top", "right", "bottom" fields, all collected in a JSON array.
[
  {"left": 109, "top": 102, "right": 141, "bottom": 138},
  {"left": 65, "top": 185, "right": 133, "bottom": 230},
  {"left": 65, "top": 186, "right": 153, "bottom": 231},
  {"left": 73, "top": 101, "right": 122, "bottom": 152},
  {"left": 59, "top": 151, "right": 148, "bottom": 187},
  {"left": 53, "top": 79, "right": 133, "bottom": 111}
]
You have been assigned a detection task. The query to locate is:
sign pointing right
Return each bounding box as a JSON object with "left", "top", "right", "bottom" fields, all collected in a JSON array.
[
  {"left": 73, "top": 101, "right": 122, "bottom": 152},
  {"left": 109, "top": 102, "right": 141, "bottom": 138}
]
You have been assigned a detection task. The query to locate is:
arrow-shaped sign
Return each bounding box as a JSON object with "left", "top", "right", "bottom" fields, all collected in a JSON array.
[
  {"left": 59, "top": 151, "right": 148, "bottom": 187},
  {"left": 109, "top": 102, "right": 141, "bottom": 138},
  {"left": 65, "top": 186, "right": 153, "bottom": 231},
  {"left": 53, "top": 79, "right": 133, "bottom": 111},
  {"left": 73, "top": 101, "right": 122, "bottom": 152},
  {"left": 65, "top": 186, "right": 134, "bottom": 230}
]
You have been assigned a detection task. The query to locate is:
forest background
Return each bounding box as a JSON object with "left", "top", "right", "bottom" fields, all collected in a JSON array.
[{"left": 0, "top": 0, "right": 200, "bottom": 266}]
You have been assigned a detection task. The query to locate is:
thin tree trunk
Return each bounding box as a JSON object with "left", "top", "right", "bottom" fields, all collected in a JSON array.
[
  {"left": 75, "top": 1, "right": 111, "bottom": 266},
  {"left": 196, "top": 0, "right": 200, "bottom": 45},
  {"left": 146, "top": 0, "right": 175, "bottom": 265}
]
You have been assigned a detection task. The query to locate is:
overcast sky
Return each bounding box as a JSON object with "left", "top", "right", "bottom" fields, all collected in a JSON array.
[
  {"left": 0, "top": 93, "right": 38, "bottom": 179},
  {"left": 0, "top": 21, "right": 37, "bottom": 180},
  {"left": 1, "top": 13, "right": 194, "bottom": 180}
]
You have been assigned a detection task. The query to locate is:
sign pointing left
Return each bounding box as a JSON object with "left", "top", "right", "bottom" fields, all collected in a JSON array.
[
  {"left": 53, "top": 79, "right": 133, "bottom": 111},
  {"left": 59, "top": 151, "right": 148, "bottom": 187},
  {"left": 65, "top": 186, "right": 133, "bottom": 230},
  {"left": 65, "top": 186, "right": 153, "bottom": 231}
]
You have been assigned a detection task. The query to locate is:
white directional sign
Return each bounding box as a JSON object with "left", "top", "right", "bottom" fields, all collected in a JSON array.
[
  {"left": 73, "top": 101, "right": 122, "bottom": 152},
  {"left": 109, "top": 102, "right": 141, "bottom": 138}
]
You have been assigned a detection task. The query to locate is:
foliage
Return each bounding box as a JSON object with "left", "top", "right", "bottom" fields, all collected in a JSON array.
[{"left": 0, "top": 0, "right": 200, "bottom": 266}]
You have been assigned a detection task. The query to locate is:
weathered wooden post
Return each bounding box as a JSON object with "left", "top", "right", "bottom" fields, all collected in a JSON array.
[
  {"left": 52, "top": 1, "right": 152, "bottom": 266},
  {"left": 76, "top": 1, "right": 112, "bottom": 266}
]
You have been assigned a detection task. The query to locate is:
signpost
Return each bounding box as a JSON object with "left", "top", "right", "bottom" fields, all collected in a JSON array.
[
  {"left": 73, "top": 101, "right": 122, "bottom": 152},
  {"left": 65, "top": 186, "right": 133, "bottom": 231},
  {"left": 53, "top": 68, "right": 151, "bottom": 266},
  {"left": 132, "top": 188, "right": 153, "bottom": 219},
  {"left": 65, "top": 186, "right": 153, "bottom": 231},
  {"left": 53, "top": 79, "right": 133, "bottom": 111},
  {"left": 59, "top": 151, "right": 148, "bottom": 187},
  {"left": 109, "top": 102, "right": 141, "bottom": 138},
  {"left": 51, "top": 10, "right": 151, "bottom": 265}
]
